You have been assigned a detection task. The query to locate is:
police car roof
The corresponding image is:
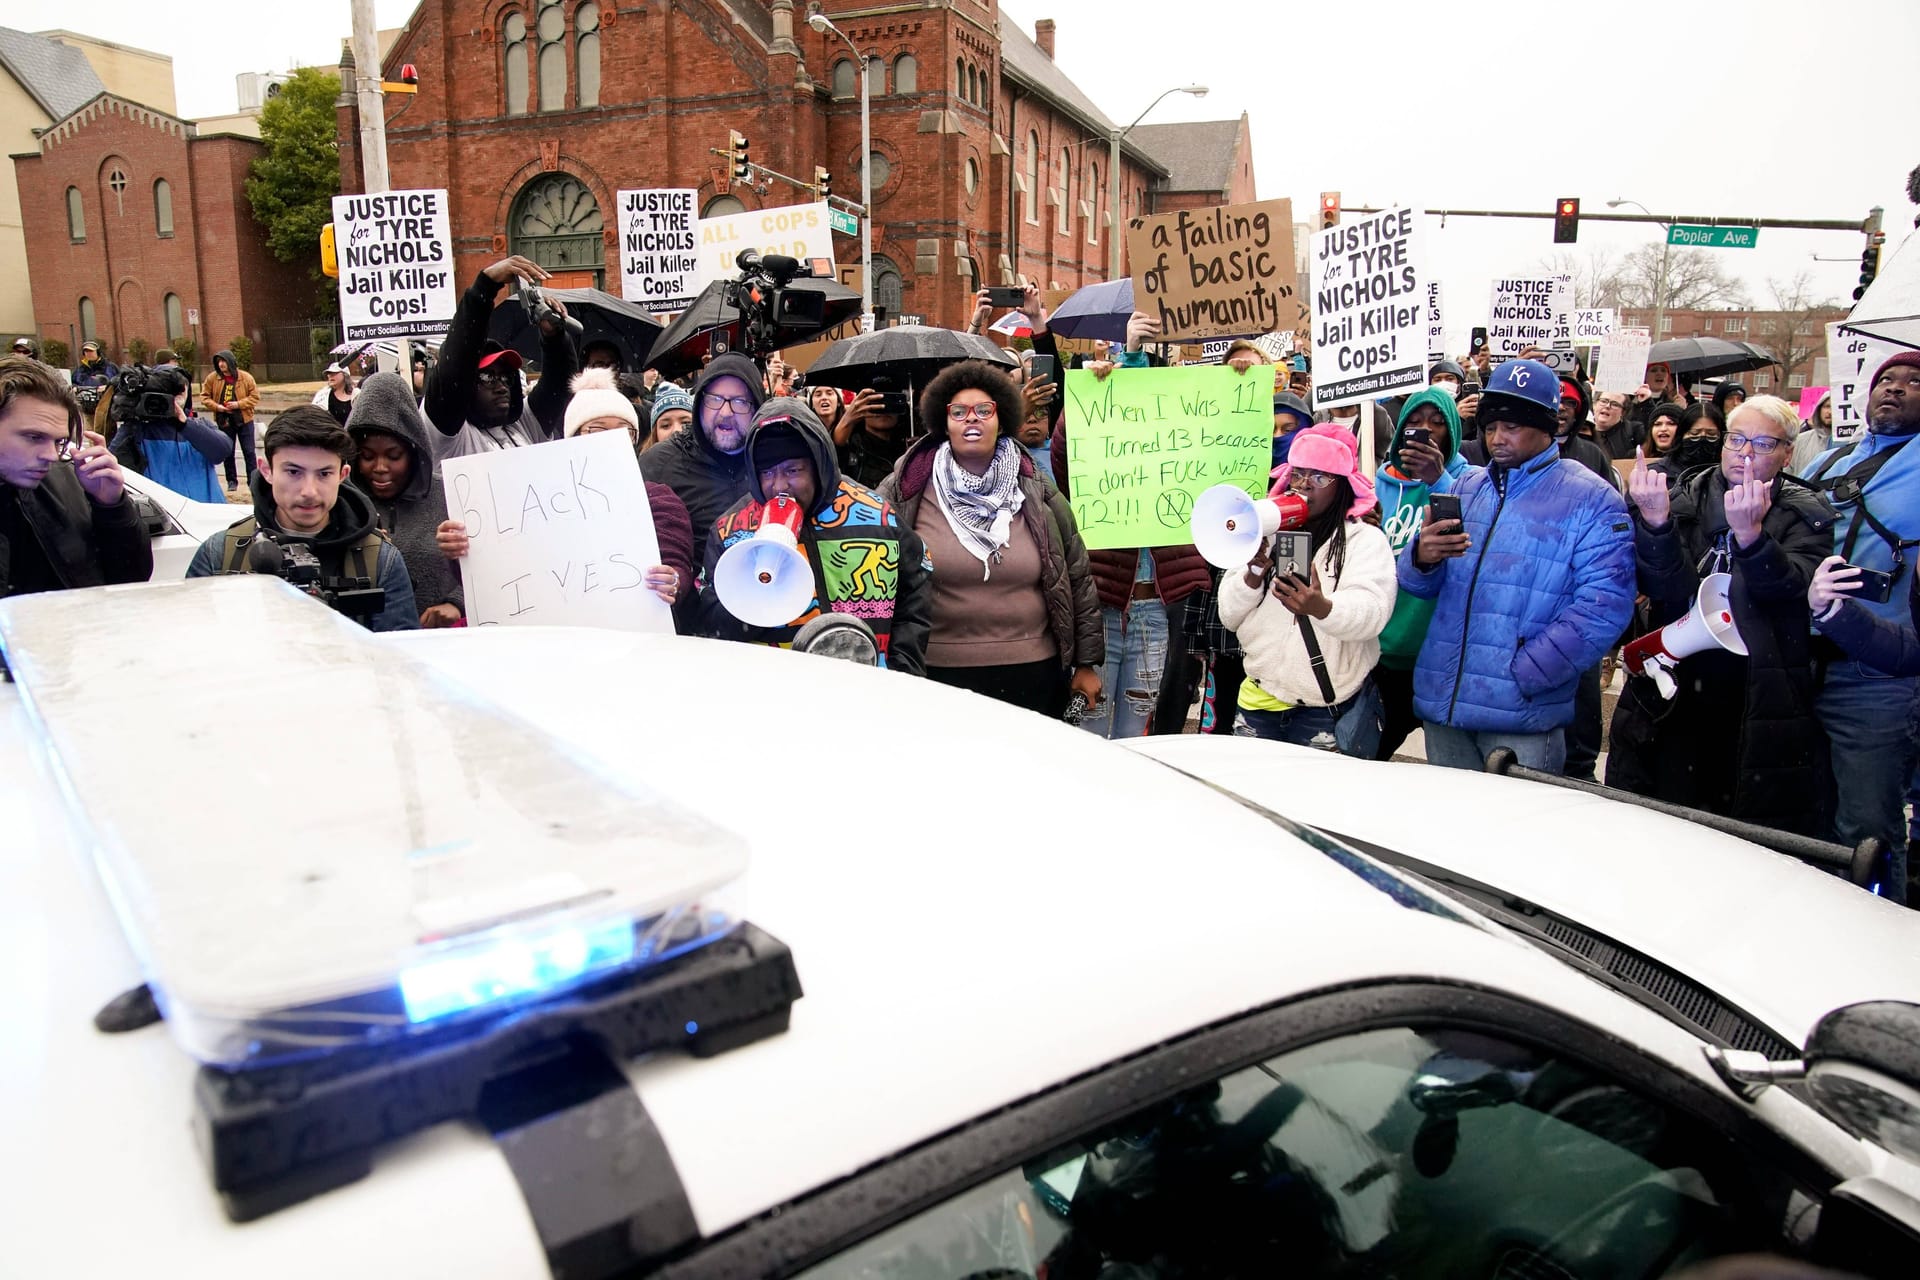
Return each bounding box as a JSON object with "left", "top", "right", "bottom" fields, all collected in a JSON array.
[{"left": 5, "top": 620, "right": 1730, "bottom": 1274}]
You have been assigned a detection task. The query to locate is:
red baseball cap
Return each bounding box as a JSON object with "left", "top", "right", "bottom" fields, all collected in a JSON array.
[{"left": 478, "top": 347, "right": 524, "bottom": 373}]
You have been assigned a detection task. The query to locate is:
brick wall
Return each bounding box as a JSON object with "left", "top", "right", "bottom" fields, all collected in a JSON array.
[
  {"left": 352, "top": 0, "right": 1185, "bottom": 335},
  {"left": 16, "top": 96, "right": 309, "bottom": 369}
]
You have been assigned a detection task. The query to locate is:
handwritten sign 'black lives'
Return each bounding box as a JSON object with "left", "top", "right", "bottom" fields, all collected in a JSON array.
[
  {"left": 1126, "top": 199, "right": 1306, "bottom": 343},
  {"left": 442, "top": 430, "right": 672, "bottom": 633},
  {"left": 332, "top": 190, "right": 457, "bottom": 341}
]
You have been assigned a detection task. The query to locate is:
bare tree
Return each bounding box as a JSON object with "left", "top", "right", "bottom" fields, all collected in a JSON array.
[
  {"left": 1763, "top": 272, "right": 1843, "bottom": 389},
  {"left": 1535, "top": 249, "right": 1627, "bottom": 308},
  {"left": 1613, "top": 245, "right": 1752, "bottom": 311}
]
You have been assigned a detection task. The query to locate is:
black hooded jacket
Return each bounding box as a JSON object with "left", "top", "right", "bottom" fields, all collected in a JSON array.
[
  {"left": 424, "top": 269, "right": 577, "bottom": 457},
  {"left": 639, "top": 353, "right": 766, "bottom": 568},
  {"left": 347, "top": 371, "right": 463, "bottom": 616},
  {"left": 694, "top": 397, "right": 930, "bottom": 675},
  {"left": 1605, "top": 468, "right": 1835, "bottom": 832},
  {"left": 185, "top": 470, "right": 419, "bottom": 631}
]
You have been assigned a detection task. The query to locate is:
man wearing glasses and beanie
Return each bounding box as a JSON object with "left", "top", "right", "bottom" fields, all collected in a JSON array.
[{"left": 642, "top": 351, "right": 768, "bottom": 569}]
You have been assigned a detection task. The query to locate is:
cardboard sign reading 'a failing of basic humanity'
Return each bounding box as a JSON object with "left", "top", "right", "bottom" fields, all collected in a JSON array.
[{"left": 1126, "top": 199, "right": 1306, "bottom": 343}]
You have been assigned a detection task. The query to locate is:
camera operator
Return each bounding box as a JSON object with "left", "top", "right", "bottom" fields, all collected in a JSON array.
[
  {"left": 0, "top": 355, "right": 150, "bottom": 597},
  {"left": 186, "top": 406, "right": 418, "bottom": 632},
  {"left": 108, "top": 364, "right": 229, "bottom": 502},
  {"left": 72, "top": 341, "right": 118, "bottom": 389},
  {"left": 424, "top": 255, "right": 577, "bottom": 459}
]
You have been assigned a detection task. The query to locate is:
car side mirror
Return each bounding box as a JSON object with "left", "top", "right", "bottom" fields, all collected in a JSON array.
[
  {"left": 129, "top": 491, "right": 170, "bottom": 537},
  {"left": 1708, "top": 1001, "right": 1920, "bottom": 1166},
  {"left": 1803, "top": 1001, "right": 1920, "bottom": 1164}
]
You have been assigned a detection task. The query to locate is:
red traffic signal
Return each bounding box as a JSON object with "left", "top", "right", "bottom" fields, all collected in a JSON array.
[
  {"left": 1554, "top": 197, "right": 1580, "bottom": 243},
  {"left": 1320, "top": 191, "right": 1340, "bottom": 230}
]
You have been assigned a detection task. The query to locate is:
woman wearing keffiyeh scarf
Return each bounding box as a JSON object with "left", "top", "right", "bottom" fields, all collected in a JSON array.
[{"left": 880, "top": 360, "right": 1105, "bottom": 717}]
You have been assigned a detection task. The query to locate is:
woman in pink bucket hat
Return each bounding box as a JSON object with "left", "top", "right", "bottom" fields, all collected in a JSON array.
[{"left": 1215, "top": 423, "right": 1397, "bottom": 755}]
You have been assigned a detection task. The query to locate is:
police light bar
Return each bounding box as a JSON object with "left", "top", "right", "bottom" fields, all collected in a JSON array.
[{"left": 0, "top": 576, "right": 751, "bottom": 1067}]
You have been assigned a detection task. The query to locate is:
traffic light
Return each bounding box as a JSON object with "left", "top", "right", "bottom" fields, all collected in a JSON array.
[
  {"left": 1320, "top": 192, "right": 1340, "bottom": 230},
  {"left": 1554, "top": 197, "right": 1580, "bottom": 244},
  {"left": 319, "top": 223, "right": 338, "bottom": 279},
  {"left": 1856, "top": 232, "right": 1885, "bottom": 301},
  {"left": 815, "top": 165, "right": 831, "bottom": 200},
  {"left": 729, "top": 130, "right": 751, "bottom": 182}
]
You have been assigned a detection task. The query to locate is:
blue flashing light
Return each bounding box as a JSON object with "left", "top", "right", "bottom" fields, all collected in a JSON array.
[
  {"left": 685, "top": 1020, "right": 699, "bottom": 1036},
  {"left": 399, "top": 919, "right": 637, "bottom": 1024}
]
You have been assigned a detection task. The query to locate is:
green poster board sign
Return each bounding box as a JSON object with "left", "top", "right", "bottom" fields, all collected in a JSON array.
[{"left": 1060, "top": 365, "right": 1274, "bottom": 550}]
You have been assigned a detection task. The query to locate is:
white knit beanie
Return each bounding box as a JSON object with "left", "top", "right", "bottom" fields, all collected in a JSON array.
[{"left": 563, "top": 366, "right": 640, "bottom": 437}]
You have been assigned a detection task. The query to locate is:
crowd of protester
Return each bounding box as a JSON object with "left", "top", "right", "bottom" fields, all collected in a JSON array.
[{"left": 7, "top": 259, "right": 1920, "bottom": 903}]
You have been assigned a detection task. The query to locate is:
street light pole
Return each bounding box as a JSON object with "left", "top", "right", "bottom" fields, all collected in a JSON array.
[
  {"left": 1106, "top": 84, "right": 1208, "bottom": 280},
  {"left": 809, "top": 14, "right": 872, "bottom": 327},
  {"left": 1609, "top": 197, "right": 1669, "bottom": 340},
  {"left": 350, "top": 0, "right": 408, "bottom": 373}
]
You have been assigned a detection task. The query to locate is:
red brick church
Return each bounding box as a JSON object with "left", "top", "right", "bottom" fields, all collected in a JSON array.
[{"left": 349, "top": 0, "right": 1255, "bottom": 327}]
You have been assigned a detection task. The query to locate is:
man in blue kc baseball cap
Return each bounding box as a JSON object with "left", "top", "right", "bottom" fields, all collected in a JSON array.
[{"left": 1396, "top": 358, "right": 1637, "bottom": 773}]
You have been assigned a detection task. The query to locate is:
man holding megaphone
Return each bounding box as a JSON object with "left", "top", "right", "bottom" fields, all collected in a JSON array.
[
  {"left": 1606, "top": 394, "right": 1835, "bottom": 834},
  {"left": 696, "top": 398, "right": 930, "bottom": 674}
]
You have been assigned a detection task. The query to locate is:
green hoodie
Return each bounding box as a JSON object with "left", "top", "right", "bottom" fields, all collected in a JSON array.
[{"left": 1374, "top": 387, "right": 1470, "bottom": 669}]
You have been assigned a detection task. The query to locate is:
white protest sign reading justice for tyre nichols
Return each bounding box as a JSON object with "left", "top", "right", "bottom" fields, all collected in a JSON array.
[{"left": 333, "top": 190, "right": 458, "bottom": 341}]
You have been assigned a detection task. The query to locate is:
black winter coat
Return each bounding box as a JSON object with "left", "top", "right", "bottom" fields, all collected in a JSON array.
[
  {"left": 0, "top": 465, "right": 152, "bottom": 597},
  {"left": 1604, "top": 468, "right": 1836, "bottom": 832}
]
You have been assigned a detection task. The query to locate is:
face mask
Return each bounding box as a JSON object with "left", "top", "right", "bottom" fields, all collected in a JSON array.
[
  {"left": 1673, "top": 436, "right": 1720, "bottom": 470},
  {"left": 1431, "top": 381, "right": 1458, "bottom": 400}
]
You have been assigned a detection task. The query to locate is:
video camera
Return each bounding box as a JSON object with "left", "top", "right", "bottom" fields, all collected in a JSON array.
[
  {"left": 109, "top": 363, "right": 191, "bottom": 423},
  {"left": 728, "top": 250, "right": 829, "bottom": 357},
  {"left": 513, "top": 276, "right": 585, "bottom": 341},
  {"left": 245, "top": 534, "right": 387, "bottom": 625}
]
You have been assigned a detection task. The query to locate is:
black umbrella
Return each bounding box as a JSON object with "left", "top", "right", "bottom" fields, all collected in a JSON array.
[
  {"left": 488, "top": 286, "right": 663, "bottom": 372},
  {"left": 1646, "top": 336, "right": 1778, "bottom": 378},
  {"left": 800, "top": 325, "right": 1019, "bottom": 391},
  {"left": 645, "top": 277, "right": 863, "bottom": 380}
]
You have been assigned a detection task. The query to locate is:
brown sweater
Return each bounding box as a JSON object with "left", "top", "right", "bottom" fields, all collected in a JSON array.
[{"left": 915, "top": 497, "right": 1057, "bottom": 668}]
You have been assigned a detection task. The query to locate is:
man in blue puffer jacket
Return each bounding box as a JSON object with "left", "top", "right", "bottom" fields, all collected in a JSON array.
[{"left": 1398, "top": 358, "right": 1635, "bottom": 772}]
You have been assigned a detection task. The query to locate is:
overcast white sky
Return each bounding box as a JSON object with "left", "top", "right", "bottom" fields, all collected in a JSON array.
[{"left": 21, "top": 0, "right": 1918, "bottom": 353}]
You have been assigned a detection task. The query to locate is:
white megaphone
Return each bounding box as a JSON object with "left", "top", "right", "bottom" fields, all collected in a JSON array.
[
  {"left": 1191, "top": 484, "right": 1311, "bottom": 568},
  {"left": 1621, "top": 571, "right": 1747, "bottom": 700},
  {"left": 714, "top": 494, "right": 816, "bottom": 628}
]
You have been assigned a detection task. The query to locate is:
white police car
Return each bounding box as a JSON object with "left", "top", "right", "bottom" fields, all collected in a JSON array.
[
  {"left": 120, "top": 468, "right": 242, "bottom": 579},
  {"left": 5, "top": 577, "right": 1920, "bottom": 1279}
]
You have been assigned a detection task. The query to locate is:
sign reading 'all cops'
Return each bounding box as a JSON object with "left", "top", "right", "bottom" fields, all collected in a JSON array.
[
  {"left": 333, "top": 189, "right": 457, "bottom": 341},
  {"left": 693, "top": 201, "right": 836, "bottom": 292}
]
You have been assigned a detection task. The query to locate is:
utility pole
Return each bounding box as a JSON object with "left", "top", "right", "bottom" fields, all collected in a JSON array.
[{"left": 349, "top": 0, "right": 408, "bottom": 372}]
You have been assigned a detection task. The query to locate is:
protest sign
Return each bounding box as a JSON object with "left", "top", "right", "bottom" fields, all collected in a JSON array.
[
  {"left": 332, "top": 190, "right": 457, "bottom": 341},
  {"left": 1595, "top": 326, "right": 1651, "bottom": 395},
  {"left": 1060, "top": 365, "right": 1273, "bottom": 551},
  {"left": 1828, "top": 321, "right": 1905, "bottom": 443},
  {"left": 1798, "top": 385, "right": 1830, "bottom": 424},
  {"left": 1308, "top": 206, "right": 1425, "bottom": 411},
  {"left": 694, "top": 201, "right": 836, "bottom": 291},
  {"left": 1574, "top": 308, "right": 1616, "bottom": 344},
  {"left": 1425, "top": 282, "right": 1445, "bottom": 360},
  {"left": 1126, "top": 198, "right": 1306, "bottom": 343},
  {"left": 1486, "top": 274, "right": 1573, "bottom": 355},
  {"left": 618, "top": 188, "right": 698, "bottom": 312},
  {"left": 442, "top": 430, "right": 672, "bottom": 633}
]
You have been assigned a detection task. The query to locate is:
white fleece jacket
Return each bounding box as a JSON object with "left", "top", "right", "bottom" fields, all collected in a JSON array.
[{"left": 1215, "top": 521, "right": 1397, "bottom": 706}]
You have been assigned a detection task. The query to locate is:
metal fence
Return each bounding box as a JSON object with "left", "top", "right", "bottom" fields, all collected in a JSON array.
[{"left": 256, "top": 322, "right": 345, "bottom": 384}]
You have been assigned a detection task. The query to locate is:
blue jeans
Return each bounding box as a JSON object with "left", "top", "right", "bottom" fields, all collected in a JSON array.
[
  {"left": 1424, "top": 724, "right": 1567, "bottom": 773},
  {"left": 1238, "top": 681, "right": 1383, "bottom": 758},
  {"left": 1817, "top": 662, "right": 1917, "bottom": 865},
  {"left": 1078, "top": 600, "right": 1167, "bottom": 740}
]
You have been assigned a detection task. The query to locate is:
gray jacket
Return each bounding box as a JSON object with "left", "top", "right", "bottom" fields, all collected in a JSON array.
[{"left": 347, "top": 372, "right": 463, "bottom": 617}]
